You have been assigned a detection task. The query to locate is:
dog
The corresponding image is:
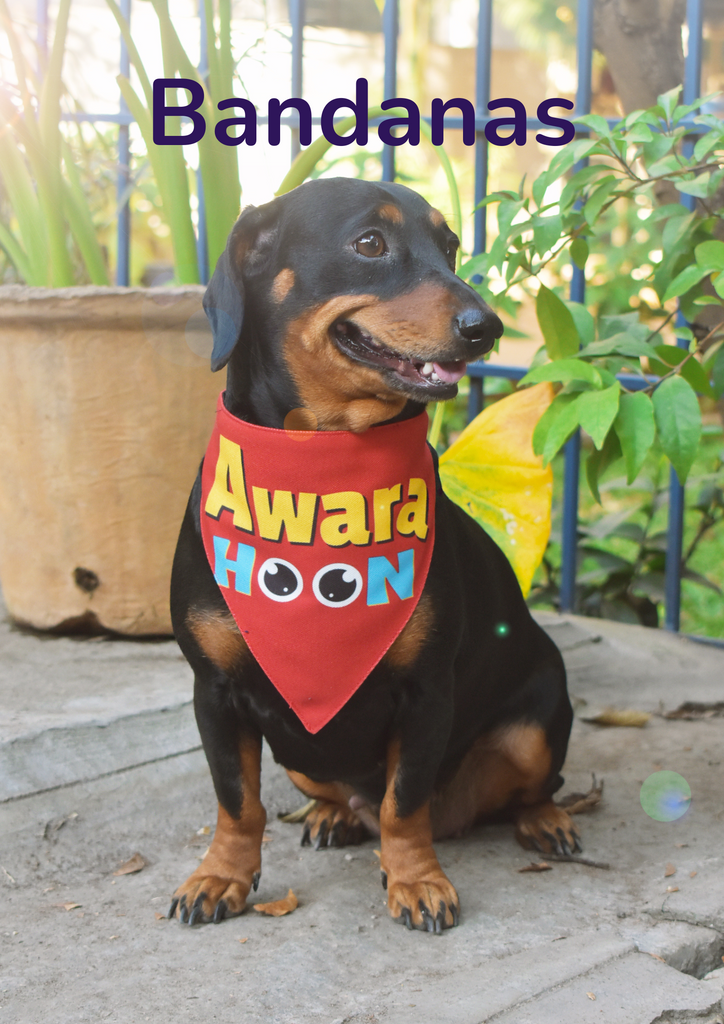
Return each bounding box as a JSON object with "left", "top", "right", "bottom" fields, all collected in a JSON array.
[{"left": 168, "top": 177, "right": 578, "bottom": 933}]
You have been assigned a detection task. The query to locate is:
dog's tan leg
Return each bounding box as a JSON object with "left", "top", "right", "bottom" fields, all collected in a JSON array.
[
  {"left": 379, "top": 740, "right": 459, "bottom": 932},
  {"left": 170, "top": 737, "right": 266, "bottom": 925}
]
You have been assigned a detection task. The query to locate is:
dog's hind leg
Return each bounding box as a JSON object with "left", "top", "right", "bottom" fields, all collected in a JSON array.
[
  {"left": 430, "top": 722, "right": 581, "bottom": 855},
  {"left": 285, "top": 771, "right": 373, "bottom": 848}
]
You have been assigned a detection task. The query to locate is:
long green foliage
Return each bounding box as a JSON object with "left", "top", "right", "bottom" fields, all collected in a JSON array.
[
  {"left": 462, "top": 87, "right": 724, "bottom": 497},
  {"left": 105, "top": 0, "right": 240, "bottom": 283},
  {"left": 0, "top": 0, "right": 109, "bottom": 285}
]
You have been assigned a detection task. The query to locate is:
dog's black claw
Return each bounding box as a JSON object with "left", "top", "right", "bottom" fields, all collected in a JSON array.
[
  {"left": 435, "top": 902, "right": 446, "bottom": 934},
  {"left": 252, "top": 871, "right": 261, "bottom": 892},
  {"left": 213, "top": 900, "right": 227, "bottom": 924},
  {"left": 314, "top": 821, "right": 329, "bottom": 850},
  {"left": 380, "top": 871, "right": 388, "bottom": 890},
  {"left": 179, "top": 902, "right": 190, "bottom": 925},
  {"left": 542, "top": 829, "right": 561, "bottom": 855},
  {"left": 301, "top": 824, "right": 311, "bottom": 847},
  {"left": 188, "top": 893, "right": 206, "bottom": 926},
  {"left": 530, "top": 837, "right": 544, "bottom": 854},
  {"left": 450, "top": 903, "right": 459, "bottom": 928},
  {"left": 419, "top": 899, "right": 435, "bottom": 933},
  {"left": 167, "top": 897, "right": 179, "bottom": 919},
  {"left": 402, "top": 907, "right": 413, "bottom": 931},
  {"left": 557, "top": 829, "right": 573, "bottom": 857}
]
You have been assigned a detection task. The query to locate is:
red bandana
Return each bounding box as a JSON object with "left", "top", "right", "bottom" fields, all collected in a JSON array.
[{"left": 200, "top": 394, "right": 436, "bottom": 733}]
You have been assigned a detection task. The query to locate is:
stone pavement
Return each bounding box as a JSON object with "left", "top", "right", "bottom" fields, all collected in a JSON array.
[{"left": 1, "top": 602, "right": 723, "bottom": 1024}]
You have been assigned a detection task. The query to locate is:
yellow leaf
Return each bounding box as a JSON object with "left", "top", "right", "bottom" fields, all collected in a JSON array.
[
  {"left": 253, "top": 888, "right": 298, "bottom": 917},
  {"left": 439, "top": 383, "right": 554, "bottom": 596}
]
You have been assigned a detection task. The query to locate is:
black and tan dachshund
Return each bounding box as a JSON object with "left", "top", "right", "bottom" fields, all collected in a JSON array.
[{"left": 168, "top": 177, "right": 579, "bottom": 933}]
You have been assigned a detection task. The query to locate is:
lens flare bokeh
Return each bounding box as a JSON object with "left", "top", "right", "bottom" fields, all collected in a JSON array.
[{"left": 640, "top": 771, "right": 691, "bottom": 822}]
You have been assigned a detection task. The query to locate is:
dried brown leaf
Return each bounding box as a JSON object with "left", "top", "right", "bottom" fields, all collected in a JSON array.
[
  {"left": 663, "top": 701, "right": 724, "bottom": 720},
  {"left": 664, "top": 863, "right": 676, "bottom": 877},
  {"left": 253, "top": 889, "right": 298, "bottom": 917},
  {"left": 649, "top": 953, "right": 666, "bottom": 962},
  {"left": 690, "top": 871, "right": 697, "bottom": 878},
  {"left": 154, "top": 912, "right": 165, "bottom": 920},
  {"left": 581, "top": 707, "right": 650, "bottom": 728},
  {"left": 113, "top": 852, "right": 147, "bottom": 876},
  {"left": 518, "top": 861, "right": 552, "bottom": 873},
  {"left": 586, "top": 992, "right": 596, "bottom": 1001},
  {"left": 56, "top": 902, "right": 81, "bottom": 911},
  {"left": 557, "top": 775, "right": 604, "bottom": 814},
  {"left": 666, "top": 886, "right": 679, "bottom": 893},
  {"left": 238, "top": 937, "right": 248, "bottom": 944}
]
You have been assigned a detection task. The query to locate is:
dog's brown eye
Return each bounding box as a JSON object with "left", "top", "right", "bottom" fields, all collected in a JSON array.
[{"left": 354, "top": 232, "right": 386, "bottom": 258}]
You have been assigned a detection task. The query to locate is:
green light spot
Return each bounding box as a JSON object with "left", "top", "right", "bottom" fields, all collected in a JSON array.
[
  {"left": 494, "top": 622, "right": 510, "bottom": 638},
  {"left": 640, "top": 771, "right": 691, "bottom": 822}
]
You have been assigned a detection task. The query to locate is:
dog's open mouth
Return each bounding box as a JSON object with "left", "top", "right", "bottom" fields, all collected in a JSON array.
[{"left": 333, "top": 320, "right": 467, "bottom": 396}]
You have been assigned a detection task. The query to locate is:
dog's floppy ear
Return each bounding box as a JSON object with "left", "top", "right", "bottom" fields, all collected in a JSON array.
[{"left": 203, "top": 202, "right": 277, "bottom": 372}]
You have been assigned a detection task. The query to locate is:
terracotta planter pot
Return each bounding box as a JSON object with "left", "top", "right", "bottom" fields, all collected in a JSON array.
[{"left": 0, "top": 285, "right": 221, "bottom": 635}]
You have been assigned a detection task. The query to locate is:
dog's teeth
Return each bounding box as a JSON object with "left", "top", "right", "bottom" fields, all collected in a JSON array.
[{"left": 421, "top": 362, "right": 434, "bottom": 376}]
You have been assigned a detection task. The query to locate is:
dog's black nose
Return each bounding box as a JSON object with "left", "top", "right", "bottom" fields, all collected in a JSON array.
[{"left": 454, "top": 306, "right": 504, "bottom": 357}]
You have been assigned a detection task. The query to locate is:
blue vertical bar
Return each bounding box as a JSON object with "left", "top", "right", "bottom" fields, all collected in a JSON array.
[
  {"left": 664, "top": 0, "right": 703, "bottom": 630},
  {"left": 473, "top": 0, "right": 492, "bottom": 256},
  {"left": 467, "top": 376, "right": 483, "bottom": 422},
  {"left": 116, "top": 0, "right": 131, "bottom": 286},
  {"left": 196, "top": 0, "right": 209, "bottom": 284},
  {"left": 381, "top": 0, "right": 398, "bottom": 182},
  {"left": 558, "top": 0, "right": 594, "bottom": 613},
  {"left": 290, "top": 0, "right": 305, "bottom": 162}
]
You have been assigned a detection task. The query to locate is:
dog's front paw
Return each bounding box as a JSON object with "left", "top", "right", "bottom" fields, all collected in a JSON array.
[
  {"left": 301, "top": 801, "right": 369, "bottom": 849},
  {"left": 168, "top": 869, "right": 259, "bottom": 926},
  {"left": 515, "top": 801, "right": 582, "bottom": 856},
  {"left": 385, "top": 876, "right": 460, "bottom": 933}
]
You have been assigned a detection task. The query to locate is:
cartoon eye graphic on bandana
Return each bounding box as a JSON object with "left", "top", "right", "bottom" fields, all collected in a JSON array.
[
  {"left": 312, "top": 563, "right": 363, "bottom": 608},
  {"left": 258, "top": 558, "right": 303, "bottom": 602}
]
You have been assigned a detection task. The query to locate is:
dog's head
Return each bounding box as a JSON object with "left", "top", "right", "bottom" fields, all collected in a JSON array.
[{"left": 204, "top": 178, "right": 503, "bottom": 432}]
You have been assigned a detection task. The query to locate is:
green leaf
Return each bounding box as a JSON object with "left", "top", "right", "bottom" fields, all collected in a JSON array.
[
  {"left": 662, "top": 264, "right": 710, "bottom": 302},
  {"left": 657, "top": 85, "right": 682, "bottom": 121},
  {"left": 711, "top": 346, "right": 724, "bottom": 398},
  {"left": 535, "top": 284, "right": 580, "bottom": 360},
  {"left": 586, "top": 430, "right": 622, "bottom": 504},
  {"left": 569, "top": 236, "right": 588, "bottom": 270},
  {"left": 563, "top": 299, "right": 595, "bottom": 346},
  {"left": 695, "top": 240, "right": 724, "bottom": 272},
  {"left": 573, "top": 113, "right": 611, "bottom": 137},
  {"left": 532, "top": 213, "right": 563, "bottom": 257},
  {"left": 520, "top": 358, "right": 602, "bottom": 389},
  {"left": 713, "top": 271, "right": 724, "bottom": 300},
  {"left": 694, "top": 129, "right": 721, "bottom": 162},
  {"left": 614, "top": 392, "right": 656, "bottom": 484},
  {"left": 677, "top": 173, "right": 712, "bottom": 198},
  {"left": 652, "top": 376, "right": 702, "bottom": 484},
  {"left": 581, "top": 332, "right": 654, "bottom": 359},
  {"left": 577, "top": 383, "right": 620, "bottom": 450},
  {"left": 677, "top": 356, "right": 716, "bottom": 399},
  {"left": 532, "top": 392, "right": 581, "bottom": 466},
  {"left": 582, "top": 175, "right": 620, "bottom": 226},
  {"left": 653, "top": 344, "right": 687, "bottom": 367}
]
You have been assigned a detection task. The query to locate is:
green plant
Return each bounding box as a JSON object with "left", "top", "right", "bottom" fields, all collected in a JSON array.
[
  {"left": 105, "top": 0, "right": 240, "bottom": 283},
  {"left": 461, "top": 87, "right": 724, "bottom": 498},
  {"left": 528, "top": 440, "right": 724, "bottom": 628},
  {"left": 0, "top": 0, "right": 109, "bottom": 285}
]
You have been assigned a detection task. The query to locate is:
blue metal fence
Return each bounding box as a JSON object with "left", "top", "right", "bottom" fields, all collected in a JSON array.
[{"left": 37, "top": 0, "right": 716, "bottom": 638}]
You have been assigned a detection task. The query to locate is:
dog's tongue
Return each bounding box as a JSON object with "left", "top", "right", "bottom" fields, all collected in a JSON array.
[{"left": 433, "top": 359, "right": 467, "bottom": 384}]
